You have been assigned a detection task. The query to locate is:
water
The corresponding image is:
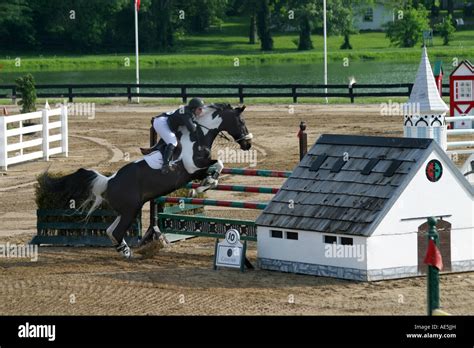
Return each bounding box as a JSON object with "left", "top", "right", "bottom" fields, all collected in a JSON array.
[{"left": 0, "top": 61, "right": 424, "bottom": 86}]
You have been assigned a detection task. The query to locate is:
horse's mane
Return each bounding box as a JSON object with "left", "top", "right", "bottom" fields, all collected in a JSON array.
[{"left": 208, "top": 103, "right": 232, "bottom": 111}]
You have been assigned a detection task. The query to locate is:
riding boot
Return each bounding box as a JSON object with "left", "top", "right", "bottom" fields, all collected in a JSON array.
[
  {"left": 161, "top": 144, "right": 176, "bottom": 174},
  {"left": 140, "top": 142, "right": 161, "bottom": 156}
]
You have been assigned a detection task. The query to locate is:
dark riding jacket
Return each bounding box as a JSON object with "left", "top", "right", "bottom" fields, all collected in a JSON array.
[{"left": 157, "top": 106, "right": 197, "bottom": 134}]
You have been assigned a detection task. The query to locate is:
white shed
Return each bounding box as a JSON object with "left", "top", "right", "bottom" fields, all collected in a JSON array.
[
  {"left": 256, "top": 134, "right": 474, "bottom": 281},
  {"left": 353, "top": 2, "right": 394, "bottom": 31}
]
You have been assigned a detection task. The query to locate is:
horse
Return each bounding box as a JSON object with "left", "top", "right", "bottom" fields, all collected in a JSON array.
[{"left": 44, "top": 104, "right": 252, "bottom": 258}]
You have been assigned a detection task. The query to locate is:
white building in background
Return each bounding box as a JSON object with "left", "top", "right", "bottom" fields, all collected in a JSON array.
[{"left": 353, "top": 1, "right": 395, "bottom": 31}]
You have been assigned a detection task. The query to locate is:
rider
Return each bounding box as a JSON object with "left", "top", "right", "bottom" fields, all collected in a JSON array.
[{"left": 141, "top": 98, "right": 205, "bottom": 173}]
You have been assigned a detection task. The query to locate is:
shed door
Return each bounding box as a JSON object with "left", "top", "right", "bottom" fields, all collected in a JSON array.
[{"left": 417, "top": 219, "right": 451, "bottom": 274}]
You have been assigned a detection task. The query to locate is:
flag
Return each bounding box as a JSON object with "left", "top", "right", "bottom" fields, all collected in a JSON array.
[
  {"left": 135, "top": 0, "right": 140, "bottom": 11},
  {"left": 424, "top": 238, "right": 443, "bottom": 270}
]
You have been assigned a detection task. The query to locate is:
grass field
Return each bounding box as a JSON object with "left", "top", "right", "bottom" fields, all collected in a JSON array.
[{"left": 0, "top": 17, "right": 473, "bottom": 72}]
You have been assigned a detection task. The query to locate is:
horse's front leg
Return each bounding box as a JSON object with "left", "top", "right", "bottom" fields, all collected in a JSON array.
[{"left": 194, "top": 159, "right": 224, "bottom": 194}]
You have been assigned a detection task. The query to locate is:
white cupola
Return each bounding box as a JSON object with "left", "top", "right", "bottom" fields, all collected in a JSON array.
[{"left": 403, "top": 46, "right": 449, "bottom": 150}]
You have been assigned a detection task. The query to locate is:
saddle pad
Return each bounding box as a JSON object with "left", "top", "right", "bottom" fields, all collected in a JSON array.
[{"left": 142, "top": 151, "right": 163, "bottom": 170}]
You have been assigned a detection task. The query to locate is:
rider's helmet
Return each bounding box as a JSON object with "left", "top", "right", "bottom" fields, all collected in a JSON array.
[{"left": 188, "top": 98, "right": 205, "bottom": 111}]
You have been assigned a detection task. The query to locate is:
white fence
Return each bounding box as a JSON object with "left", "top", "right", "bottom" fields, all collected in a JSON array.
[
  {"left": 446, "top": 116, "right": 474, "bottom": 154},
  {"left": 0, "top": 106, "right": 68, "bottom": 170}
]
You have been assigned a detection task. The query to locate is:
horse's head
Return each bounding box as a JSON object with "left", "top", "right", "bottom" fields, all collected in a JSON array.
[
  {"left": 196, "top": 104, "right": 252, "bottom": 150},
  {"left": 215, "top": 104, "right": 252, "bottom": 150}
]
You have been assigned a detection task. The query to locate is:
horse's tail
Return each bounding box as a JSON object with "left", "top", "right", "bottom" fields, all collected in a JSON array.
[{"left": 43, "top": 168, "right": 111, "bottom": 218}]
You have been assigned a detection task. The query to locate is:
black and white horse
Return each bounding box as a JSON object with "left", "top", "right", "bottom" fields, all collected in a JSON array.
[{"left": 45, "top": 104, "right": 252, "bottom": 258}]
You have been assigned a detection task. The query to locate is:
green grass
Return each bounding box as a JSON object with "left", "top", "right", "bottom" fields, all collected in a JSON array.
[{"left": 0, "top": 16, "right": 473, "bottom": 72}]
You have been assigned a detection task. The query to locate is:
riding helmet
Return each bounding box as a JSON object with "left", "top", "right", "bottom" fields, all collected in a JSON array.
[{"left": 188, "top": 98, "right": 205, "bottom": 110}]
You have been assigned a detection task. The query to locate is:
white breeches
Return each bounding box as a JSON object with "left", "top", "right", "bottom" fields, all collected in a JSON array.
[{"left": 153, "top": 117, "right": 178, "bottom": 146}]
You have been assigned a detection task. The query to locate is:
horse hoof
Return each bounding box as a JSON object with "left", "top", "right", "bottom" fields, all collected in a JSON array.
[
  {"left": 139, "top": 226, "right": 155, "bottom": 247},
  {"left": 116, "top": 241, "right": 133, "bottom": 259},
  {"left": 121, "top": 249, "right": 133, "bottom": 259}
]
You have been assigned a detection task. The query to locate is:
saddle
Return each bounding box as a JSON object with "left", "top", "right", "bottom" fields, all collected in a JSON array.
[{"left": 140, "top": 143, "right": 161, "bottom": 156}]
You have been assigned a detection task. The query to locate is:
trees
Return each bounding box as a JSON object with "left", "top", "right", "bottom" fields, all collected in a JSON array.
[
  {"left": 16, "top": 74, "right": 37, "bottom": 114},
  {"left": 298, "top": 13, "right": 313, "bottom": 50},
  {"left": 256, "top": 0, "right": 273, "bottom": 51},
  {"left": 435, "top": 15, "right": 455, "bottom": 46},
  {"left": 336, "top": 0, "right": 377, "bottom": 50},
  {"left": 0, "top": 0, "right": 36, "bottom": 50},
  {"left": 288, "top": 0, "right": 369, "bottom": 51},
  {"left": 385, "top": 6, "right": 430, "bottom": 48},
  {"left": 175, "top": 0, "right": 228, "bottom": 33},
  {"left": 152, "top": 0, "right": 175, "bottom": 51},
  {"left": 286, "top": 0, "right": 317, "bottom": 51}
]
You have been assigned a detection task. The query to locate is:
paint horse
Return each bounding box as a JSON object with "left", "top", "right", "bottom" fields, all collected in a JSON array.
[{"left": 45, "top": 104, "right": 252, "bottom": 258}]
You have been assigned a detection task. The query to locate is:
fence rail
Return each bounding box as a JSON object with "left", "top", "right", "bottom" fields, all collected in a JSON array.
[
  {"left": 0, "top": 83, "right": 451, "bottom": 104},
  {"left": 0, "top": 106, "right": 68, "bottom": 170}
]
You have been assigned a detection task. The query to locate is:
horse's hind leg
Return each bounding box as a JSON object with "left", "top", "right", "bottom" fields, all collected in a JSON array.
[
  {"left": 107, "top": 208, "right": 140, "bottom": 259},
  {"left": 106, "top": 216, "right": 121, "bottom": 245}
]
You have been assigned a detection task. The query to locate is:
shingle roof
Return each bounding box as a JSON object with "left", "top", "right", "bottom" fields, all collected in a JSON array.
[{"left": 255, "top": 134, "right": 435, "bottom": 236}]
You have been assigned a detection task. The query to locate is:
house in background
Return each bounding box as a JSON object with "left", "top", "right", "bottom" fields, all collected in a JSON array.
[
  {"left": 449, "top": 60, "right": 474, "bottom": 129},
  {"left": 353, "top": 1, "right": 394, "bottom": 31}
]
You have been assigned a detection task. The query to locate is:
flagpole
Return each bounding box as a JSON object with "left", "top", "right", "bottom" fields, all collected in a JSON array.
[
  {"left": 323, "top": 0, "right": 328, "bottom": 104},
  {"left": 134, "top": 0, "right": 140, "bottom": 103}
]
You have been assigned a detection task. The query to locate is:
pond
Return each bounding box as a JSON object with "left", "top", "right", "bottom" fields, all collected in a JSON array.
[{"left": 0, "top": 60, "right": 436, "bottom": 86}]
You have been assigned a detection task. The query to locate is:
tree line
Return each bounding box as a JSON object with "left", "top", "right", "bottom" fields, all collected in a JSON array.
[{"left": 0, "top": 0, "right": 463, "bottom": 53}]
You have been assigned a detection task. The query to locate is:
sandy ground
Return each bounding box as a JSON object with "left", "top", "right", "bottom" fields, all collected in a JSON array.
[{"left": 0, "top": 103, "right": 472, "bottom": 315}]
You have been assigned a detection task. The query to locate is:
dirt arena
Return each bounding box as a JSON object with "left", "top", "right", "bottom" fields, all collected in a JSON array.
[{"left": 0, "top": 103, "right": 473, "bottom": 315}]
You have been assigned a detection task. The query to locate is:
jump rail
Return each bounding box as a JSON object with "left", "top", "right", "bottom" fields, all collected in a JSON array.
[
  {"left": 446, "top": 116, "right": 474, "bottom": 151},
  {"left": 155, "top": 197, "right": 268, "bottom": 210},
  {"left": 185, "top": 182, "right": 279, "bottom": 194}
]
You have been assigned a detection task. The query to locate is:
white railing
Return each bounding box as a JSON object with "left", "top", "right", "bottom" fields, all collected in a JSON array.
[
  {"left": 446, "top": 116, "right": 474, "bottom": 153},
  {"left": 0, "top": 106, "right": 68, "bottom": 170}
]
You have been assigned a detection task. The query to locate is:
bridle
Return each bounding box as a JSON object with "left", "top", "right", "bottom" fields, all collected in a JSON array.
[{"left": 193, "top": 109, "right": 253, "bottom": 144}]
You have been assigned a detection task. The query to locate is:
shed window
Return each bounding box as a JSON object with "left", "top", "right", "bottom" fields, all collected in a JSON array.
[
  {"left": 270, "top": 230, "right": 283, "bottom": 238},
  {"left": 340, "top": 237, "right": 353, "bottom": 245},
  {"left": 455, "top": 80, "right": 472, "bottom": 101},
  {"left": 363, "top": 8, "right": 373, "bottom": 22},
  {"left": 286, "top": 232, "right": 298, "bottom": 240},
  {"left": 324, "top": 235, "right": 337, "bottom": 244}
]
